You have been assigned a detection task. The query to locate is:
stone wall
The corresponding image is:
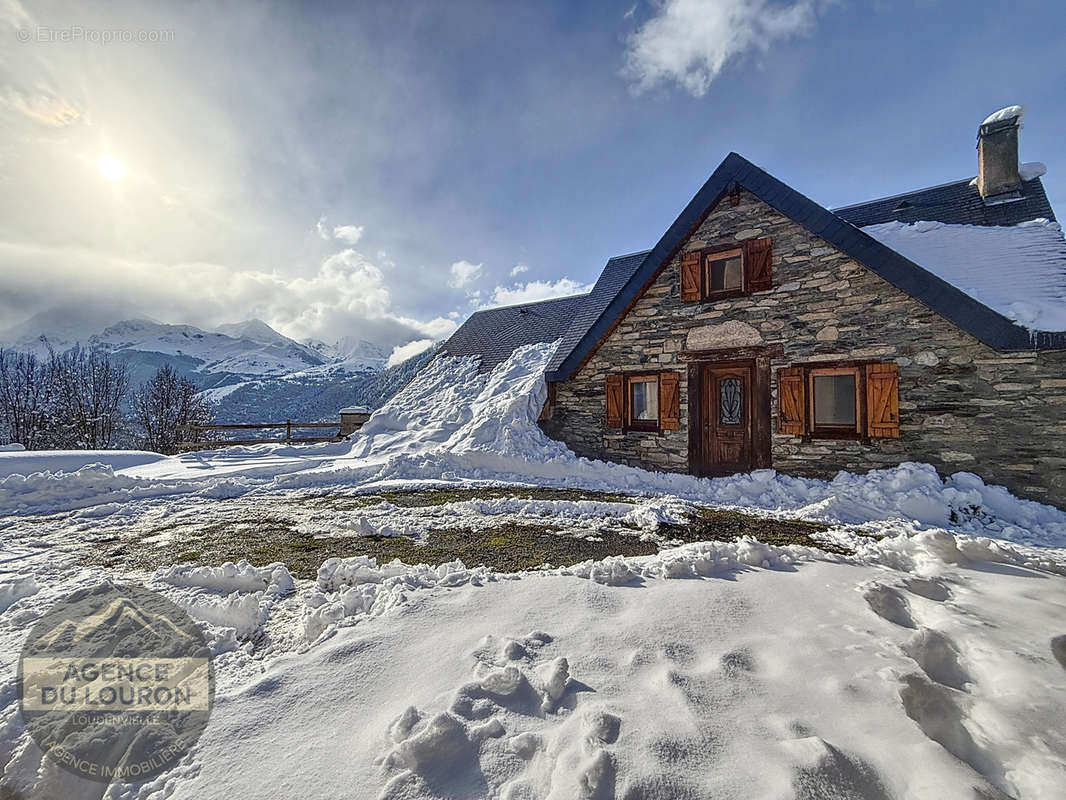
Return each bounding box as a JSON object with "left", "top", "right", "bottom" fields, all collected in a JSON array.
[{"left": 540, "top": 189, "right": 1066, "bottom": 505}]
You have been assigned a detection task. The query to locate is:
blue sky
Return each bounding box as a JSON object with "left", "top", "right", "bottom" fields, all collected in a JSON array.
[{"left": 1, "top": 0, "right": 1063, "bottom": 357}]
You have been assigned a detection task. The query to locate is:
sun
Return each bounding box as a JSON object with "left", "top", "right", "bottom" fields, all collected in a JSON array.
[{"left": 97, "top": 156, "right": 126, "bottom": 182}]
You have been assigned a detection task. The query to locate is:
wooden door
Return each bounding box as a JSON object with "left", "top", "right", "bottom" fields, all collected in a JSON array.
[{"left": 699, "top": 362, "right": 753, "bottom": 476}]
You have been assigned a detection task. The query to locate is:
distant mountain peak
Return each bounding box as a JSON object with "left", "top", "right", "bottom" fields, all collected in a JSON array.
[{"left": 215, "top": 318, "right": 291, "bottom": 344}]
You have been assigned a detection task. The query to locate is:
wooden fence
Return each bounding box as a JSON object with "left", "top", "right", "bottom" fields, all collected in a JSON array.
[{"left": 178, "top": 420, "right": 343, "bottom": 452}]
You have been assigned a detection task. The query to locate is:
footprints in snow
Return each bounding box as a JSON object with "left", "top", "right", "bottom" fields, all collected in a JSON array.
[
  {"left": 378, "top": 630, "right": 622, "bottom": 800},
  {"left": 862, "top": 583, "right": 917, "bottom": 629},
  {"left": 901, "top": 627, "right": 970, "bottom": 691},
  {"left": 862, "top": 577, "right": 1015, "bottom": 797},
  {"left": 1051, "top": 634, "right": 1066, "bottom": 671}
]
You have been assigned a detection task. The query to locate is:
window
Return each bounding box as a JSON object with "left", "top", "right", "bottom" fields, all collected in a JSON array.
[
  {"left": 628, "top": 374, "right": 659, "bottom": 430},
  {"left": 606, "top": 372, "right": 681, "bottom": 432},
  {"left": 810, "top": 367, "right": 860, "bottom": 434},
  {"left": 777, "top": 361, "right": 900, "bottom": 440},
  {"left": 680, "top": 238, "right": 773, "bottom": 302},
  {"left": 705, "top": 248, "right": 744, "bottom": 295}
]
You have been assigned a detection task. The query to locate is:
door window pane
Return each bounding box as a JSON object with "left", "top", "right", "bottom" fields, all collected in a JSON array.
[
  {"left": 720, "top": 377, "right": 742, "bottom": 425},
  {"left": 813, "top": 374, "right": 856, "bottom": 426},
  {"left": 630, "top": 378, "right": 659, "bottom": 422},
  {"left": 708, "top": 255, "right": 743, "bottom": 292}
]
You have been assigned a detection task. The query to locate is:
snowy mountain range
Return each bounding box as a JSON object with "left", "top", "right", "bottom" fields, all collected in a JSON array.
[{"left": 0, "top": 313, "right": 416, "bottom": 422}]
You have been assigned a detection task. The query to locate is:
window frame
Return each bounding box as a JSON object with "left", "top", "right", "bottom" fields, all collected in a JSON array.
[
  {"left": 701, "top": 246, "right": 746, "bottom": 301},
  {"left": 625, "top": 372, "right": 661, "bottom": 432},
  {"left": 806, "top": 364, "right": 865, "bottom": 439}
]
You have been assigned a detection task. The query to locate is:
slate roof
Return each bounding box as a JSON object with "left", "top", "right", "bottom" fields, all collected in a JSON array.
[
  {"left": 541, "top": 250, "right": 650, "bottom": 376},
  {"left": 543, "top": 152, "right": 1066, "bottom": 381},
  {"left": 440, "top": 293, "right": 589, "bottom": 372},
  {"left": 833, "top": 175, "right": 1056, "bottom": 228}
]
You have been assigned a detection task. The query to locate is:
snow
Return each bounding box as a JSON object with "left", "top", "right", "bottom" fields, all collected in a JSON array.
[
  {"left": 4, "top": 344, "right": 1065, "bottom": 548},
  {"left": 863, "top": 218, "right": 1066, "bottom": 332},
  {"left": 981, "top": 104, "right": 1024, "bottom": 127},
  {"left": 0, "top": 449, "right": 165, "bottom": 479},
  {"left": 2, "top": 343, "right": 1066, "bottom": 797},
  {"left": 21, "top": 545, "right": 1051, "bottom": 800},
  {"left": 1020, "top": 161, "right": 1047, "bottom": 180}
]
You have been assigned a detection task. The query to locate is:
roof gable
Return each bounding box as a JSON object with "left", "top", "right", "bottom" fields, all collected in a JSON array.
[{"left": 546, "top": 153, "right": 1065, "bottom": 381}]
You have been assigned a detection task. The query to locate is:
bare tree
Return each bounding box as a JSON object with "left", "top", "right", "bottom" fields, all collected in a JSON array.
[
  {"left": 133, "top": 365, "right": 213, "bottom": 454},
  {"left": 47, "top": 346, "right": 130, "bottom": 449},
  {"left": 0, "top": 349, "right": 53, "bottom": 449}
]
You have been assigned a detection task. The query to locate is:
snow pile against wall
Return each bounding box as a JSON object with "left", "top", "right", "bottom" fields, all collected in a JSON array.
[{"left": 862, "top": 218, "right": 1066, "bottom": 331}]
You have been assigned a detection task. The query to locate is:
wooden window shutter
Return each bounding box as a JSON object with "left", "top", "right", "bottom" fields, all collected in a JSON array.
[
  {"left": 680, "top": 251, "right": 701, "bottom": 301},
  {"left": 606, "top": 374, "right": 624, "bottom": 428},
  {"left": 659, "top": 372, "right": 680, "bottom": 430},
  {"left": 744, "top": 237, "right": 773, "bottom": 292},
  {"left": 777, "top": 367, "right": 806, "bottom": 435},
  {"left": 865, "top": 362, "right": 900, "bottom": 438}
]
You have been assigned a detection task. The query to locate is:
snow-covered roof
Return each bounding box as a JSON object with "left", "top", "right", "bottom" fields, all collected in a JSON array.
[{"left": 862, "top": 219, "right": 1066, "bottom": 332}]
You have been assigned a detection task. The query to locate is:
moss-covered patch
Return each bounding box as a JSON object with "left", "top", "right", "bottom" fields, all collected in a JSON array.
[
  {"left": 82, "top": 489, "right": 849, "bottom": 578},
  {"left": 374, "top": 487, "right": 637, "bottom": 507},
  {"left": 88, "top": 517, "right": 659, "bottom": 579},
  {"left": 659, "top": 507, "right": 851, "bottom": 555},
  {"left": 281, "top": 487, "right": 636, "bottom": 511}
]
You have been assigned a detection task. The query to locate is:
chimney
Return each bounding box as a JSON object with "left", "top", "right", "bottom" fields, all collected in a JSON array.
[{"left": 977, "top": 105, "right": 1023, "bottom": 201}]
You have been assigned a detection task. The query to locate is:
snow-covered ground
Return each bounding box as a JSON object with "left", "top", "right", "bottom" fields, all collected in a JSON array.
[{"left": 2, "top": 342, "right": 1065, "bottom": 798}]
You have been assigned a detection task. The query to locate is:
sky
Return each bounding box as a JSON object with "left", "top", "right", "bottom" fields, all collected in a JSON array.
[{"left": 1, "top": 0, "right": 1064, "bottom": 360}]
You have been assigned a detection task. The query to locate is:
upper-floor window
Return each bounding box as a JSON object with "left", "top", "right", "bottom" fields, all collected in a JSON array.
[
  {"left": 705, "top": 248, "right": 744, "bottom": 296},
  {"left": 680, "top": 237, "right": 773, "bottom": 302}
]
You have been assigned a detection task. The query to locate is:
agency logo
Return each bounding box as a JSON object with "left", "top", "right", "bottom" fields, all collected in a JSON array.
[{"left": 18, "top": 582, "right": 214, "bottom": 784}]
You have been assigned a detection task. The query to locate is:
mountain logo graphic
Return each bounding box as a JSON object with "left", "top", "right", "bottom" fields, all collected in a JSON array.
[
  {"left": 18, "top": 582, "right": 214, "bottom": 785},
  {"left": 33, "top": 596, "right": 200, "bottom": 651}
]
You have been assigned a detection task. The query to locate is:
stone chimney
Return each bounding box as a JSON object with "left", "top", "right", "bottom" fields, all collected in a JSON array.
[{"left": 977, "top": 105, "right": 1023, "bottom": 201}]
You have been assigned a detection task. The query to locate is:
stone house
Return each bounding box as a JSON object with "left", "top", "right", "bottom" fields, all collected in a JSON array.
[{"left": 442, "top": 107, "right": 1066, "bottom": 505}]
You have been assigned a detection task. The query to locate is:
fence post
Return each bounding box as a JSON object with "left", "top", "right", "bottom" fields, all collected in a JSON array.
[{"left": 286, "top": 419, "right": 292, "bottom": 443}]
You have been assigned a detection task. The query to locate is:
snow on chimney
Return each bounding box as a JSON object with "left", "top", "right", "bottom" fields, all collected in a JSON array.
[{"left": 977, "top": 105, "right": 1023, "bottom": 202}]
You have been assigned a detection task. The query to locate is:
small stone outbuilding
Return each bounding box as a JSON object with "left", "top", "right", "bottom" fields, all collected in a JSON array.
[{"left": 442, "top": 108, "right": 1066, "bottom": 506}]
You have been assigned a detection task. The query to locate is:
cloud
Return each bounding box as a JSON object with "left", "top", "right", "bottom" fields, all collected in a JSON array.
[
  {"left": 315, "top": 217, "right": 365, "bottom": 245},
  {"left": 623, "top": 0, "right": 830, "bottom": 96},
  {"left": 386, "top": 338, "right": 436, "bottom": 367},
  {"left": 510, "top": 264, "right": 529, "bottom": 276},
  {"left": 486, "top": 277, "right": 592, "bottom": 308},
  {"left": 0, "top": 238, "right": 457, "bottom": 349},
  {"left": 0, "top": 87, "right": 82, "bottom": 127},
  {"left": 448, "top": 259, "right": 483, "bottom": 289},
  {"left": 332, "top": 224, "right": 365, "bottom": 244}
]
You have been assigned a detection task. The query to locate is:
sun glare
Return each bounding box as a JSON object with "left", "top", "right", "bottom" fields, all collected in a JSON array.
[{"left": 97, "top": 156, "right": 126, "bottom": 182}]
